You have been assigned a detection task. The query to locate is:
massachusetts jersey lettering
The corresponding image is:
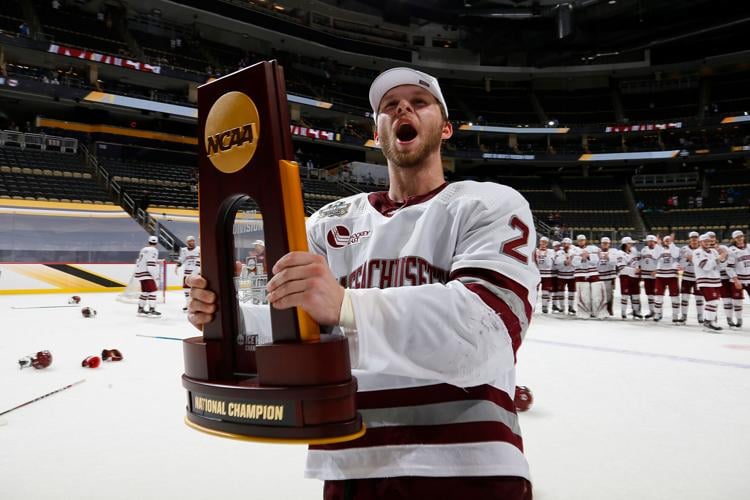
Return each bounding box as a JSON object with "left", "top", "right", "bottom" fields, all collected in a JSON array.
[{"left": 338, "top": 256, "right": 449, "bottom": 289}]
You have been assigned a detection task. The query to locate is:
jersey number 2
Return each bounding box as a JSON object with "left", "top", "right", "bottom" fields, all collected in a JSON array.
[{"left": 501, "top": 216, "right": 530, "bottom": 264}]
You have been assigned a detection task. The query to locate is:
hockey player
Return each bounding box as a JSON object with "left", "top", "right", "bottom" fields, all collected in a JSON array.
[
  {"left": 242, "top": 240, "right": 266, "bottom": 275},
  {"left": 597, "top": 237, "right": 617, "bottom": 315},
  {"left": 554, "top": 237, "right": 577, "bottom": 314},
  {"left": 535, "top": 236, "right": 556, "bottom": 313},
  {"left": 617, "top": 236, "right": 642, "bottom": 319},
  {"left": 188, "top": 67, "right": 536, "bottom": 498},
  {"left": 176, "top": 235, "right": 201, "bottom": 311},
  {"left": 550, "top": 240, "right": 562, "bottom": 311},
  {"left": 653, "top": 235, "right": 681, "bottom": 322},
  {"left": 694, "top": 233, "right": 727, "bottom": 332},
  {"left": 572, "top": 234, "right": 606, "bottom": 319},
  {"left": 678, "top": 231, "right": 703, "bottom": 324},
  {"left": 639, "top": 235, "right": 662, "bottom": 318},
  {"left": 713, "top": 233, "right": 741, "bottom": 328},
  {"left": 135, "top": 235, "right": 161, "bottom": 316},
  {"left": 729, "top": 230, "right": 750, "bottom": 328}
]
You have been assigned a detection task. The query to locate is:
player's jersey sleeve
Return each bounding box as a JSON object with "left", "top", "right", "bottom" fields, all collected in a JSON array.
[
  {"left": 147, "top": 248, "right": 159, "bottom": 279},
  {"left": 177, "top": 247, "right": 187, "bottom": 266},
  {"left": 344, "top": 185, "right": 538, "bottom": 388}
]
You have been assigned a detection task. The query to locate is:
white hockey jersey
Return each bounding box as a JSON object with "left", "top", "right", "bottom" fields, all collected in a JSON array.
[
  {"left": 730, "top": 244, "right": 750, "bottom": 284},
  {"left": 639, "top": 245, "right": 662, "bottom": 275},
  {"left": 679, "top": 245, "right": 699, "bottom": 282},
  {"left": 535, "top": 248, "right": 556, "bottom": 278},
  {"left": 554, "top": 247, "right": 576, "bottom": 279},
  {"left": 616, "top": 248, "right": 640, "bottom": 278},
  {"left": 134, "top": 246, "right": 159, "bottom": 281},
  {"left": 596, "top": 248, "right": 617, "bottom": 280},
  {"left": 693, "top": 247, "right": 722, "bottom": 288},
  {"left": 572, "top": 245, "right": 599, "bottom": 279},
  {"left": 304, "top": 181, "right": 539, "bottom": 481},
  {"left": 178, "top": 246, "right": 201, "bottom": 277},
  {"left": 655, "top": 243, "right": 680, "bottom": 278},
  {"left": 718, "top": 244, "right": 736, "bottom": 280}
]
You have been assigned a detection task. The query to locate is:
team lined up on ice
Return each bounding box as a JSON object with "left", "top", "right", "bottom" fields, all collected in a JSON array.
[
  {"left": 534, "top": 230, "right": 750, "bottom": 332},
  {"left": 134, "top": 235, "right": 201, "bottom": 315}
]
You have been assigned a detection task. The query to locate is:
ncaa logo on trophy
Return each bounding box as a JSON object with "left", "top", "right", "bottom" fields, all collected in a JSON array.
[{"left": 204, "top": 91, "right": 260, "bottom": 174}]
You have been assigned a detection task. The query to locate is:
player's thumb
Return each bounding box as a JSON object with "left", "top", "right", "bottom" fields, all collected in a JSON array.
[{"left": 235, "top": 260, "right": 243, "bottom": 277}]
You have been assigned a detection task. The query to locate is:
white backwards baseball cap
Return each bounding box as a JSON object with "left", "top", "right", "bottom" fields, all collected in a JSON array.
[
  {"left": 576, "top": 234, "right": 586, "bottom": 240},
  {"left": 732, "top": 230, "right": 744, "bottom": 239},
  {"left": 601, "top": 237, "right": 611, "bottom": 243},
  {"left": 148, "top": 236, "right": 158, "bottom": 244},
  {"left": 562, "top": 237, "right": 572, "bottom": 244},
  {"left": 186, "top": 235, "right": 196, "bottom": 242},
  {"left": 252, "top": 240, "right": 265, "bottom": 247},
  {"left": 553, "top": 240, "right": 560, "bottom": 246},
  {"left": 699, "top": 233, "right": 710, "bottom": 241},
  {"left": 706, "top": 231, "right": 716, "bottom": 237},
  {"left": 369, "top": 67, "right": 448, "bottom": 121},
  {"left": 621, "top": 236, "right": 635, "bottom": 245},
  {"left": 688, "top": 231, "right": 700, "bottom": 238},
  {"left": 645, "top": 235, "right": 657, "bottom": 242},
  {"left": 540, "top": 236, "right": 549, "bottom": 242}
]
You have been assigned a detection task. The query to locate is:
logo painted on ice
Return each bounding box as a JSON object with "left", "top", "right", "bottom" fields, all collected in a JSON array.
[{"left": 327, "top": 225, "right": 370, "bottom": 249}]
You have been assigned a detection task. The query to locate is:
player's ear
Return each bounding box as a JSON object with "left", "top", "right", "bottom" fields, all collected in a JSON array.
[
  {"left": 441, "top": 120, "right": 453, "bottom": 141},
  {"left": 373, "top": 128, "right": 380, "bottom": 146}
]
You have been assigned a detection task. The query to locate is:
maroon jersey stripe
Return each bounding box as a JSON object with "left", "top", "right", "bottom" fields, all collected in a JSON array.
[
  {"left": 310, "top": 421, "right": 523, "bottom": 452},
  {"left": 464, "top": 283, "right": 523, "bottom": 357},
  {"left": 449, "top": 268, "right": 532, "bottom": 321},
  {"left": 356, "top": 383, "right": 516, "bottom": 414}
]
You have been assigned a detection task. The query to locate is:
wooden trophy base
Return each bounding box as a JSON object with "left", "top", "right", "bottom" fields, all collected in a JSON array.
[{"left": 182, "top": 335, "right": 364, "bottom": 444}]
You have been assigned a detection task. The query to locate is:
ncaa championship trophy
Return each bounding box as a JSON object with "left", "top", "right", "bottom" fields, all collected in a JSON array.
[{"left": 182, "top": 61, "right": 364, "bottom": 443}]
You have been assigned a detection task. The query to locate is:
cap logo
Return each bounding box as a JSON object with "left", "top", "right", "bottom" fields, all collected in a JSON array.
[{"left": 418, "top": 79, "right": 430, "bottom": 88}]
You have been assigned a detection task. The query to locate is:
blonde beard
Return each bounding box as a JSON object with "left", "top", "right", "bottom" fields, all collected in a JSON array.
[{"left": 379, "top": 122, "right": 443, "bottom": 169}]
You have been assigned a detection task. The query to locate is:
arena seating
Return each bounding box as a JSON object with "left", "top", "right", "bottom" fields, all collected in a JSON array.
[
  {"left": 34, "top": 1, "right": 128, "bottom": 56},
  {"left": 0, "top": 0, "right": 24, "bottom": 34},
  {"left": 0, "top": 141, "right": 110, "bottom": 203}
]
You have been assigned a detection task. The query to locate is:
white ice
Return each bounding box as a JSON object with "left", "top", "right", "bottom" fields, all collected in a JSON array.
[{"left": 1, "top": 291, "right": 749, "bottom": 499}]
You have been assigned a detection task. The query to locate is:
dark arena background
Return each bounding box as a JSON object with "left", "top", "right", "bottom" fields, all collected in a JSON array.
[{"left": 1, "top": 1, "right": 749, "bottom": 498}]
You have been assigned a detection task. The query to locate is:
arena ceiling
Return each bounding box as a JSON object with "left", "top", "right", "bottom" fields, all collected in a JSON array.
[{"left": 324, "top": 0, "right": 750, "bottom": 66}]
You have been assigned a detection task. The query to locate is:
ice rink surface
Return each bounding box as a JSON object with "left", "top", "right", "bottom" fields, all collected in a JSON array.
[{"left": 1, "top": 291, "right": 749, "bottom": 500}]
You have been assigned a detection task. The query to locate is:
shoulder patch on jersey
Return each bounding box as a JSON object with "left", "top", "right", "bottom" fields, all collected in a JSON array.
[
  {"left": 318, "top": 200, "right": 351, "bottom": 218},
  {"left": 326, "top": 224, "right": 371, "bottom": 249}
]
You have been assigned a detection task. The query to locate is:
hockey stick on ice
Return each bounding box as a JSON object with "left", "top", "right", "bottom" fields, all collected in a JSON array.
[
  {"left": 10, "top": 305, "right": 81, "bottom": 310},
  {"left": 136, "top": 334, "right": 183, "bottom": 341},
  {"left": 0, "top": 379, "right": 85, "bottom": 418}
]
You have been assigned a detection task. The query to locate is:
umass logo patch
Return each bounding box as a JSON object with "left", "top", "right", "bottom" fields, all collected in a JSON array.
[{"left": 327, "top": 225, "right": 370, "bottom": 249}]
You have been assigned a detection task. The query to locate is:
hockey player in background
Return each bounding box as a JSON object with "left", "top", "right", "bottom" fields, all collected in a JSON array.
[
  {"left": 678, "top": 231, "right": 703, "bottom": 324},
  {"left": 187, "top": 67, "right": 537, "bottom": 499},
  {"left": 639, "top": 235, "right": 661, "bottom": 319},
  {"left": 551, "top": 241, "right": 561, "bottom": 311},
  {"left": 572, "top": 234, "right": 606, "bottom": 319},
  {"left": 617, "top": 236, "right": 642, "bottom": 319},
  {"left": 535, "top": 236, "right": 556, "bottom": 313},
  {"left": 729, "top": 230, "right": 750, "bottom": 328},
  {"left": 712, "top": 232, "right": 740, "bottom": 328},
  {"left": 653, "top": 235, "right": 681, "bottom": 323},
  {"left": 694, "top": 233, "right": 727, "bottom": 332},
  {"left": 554, "top": 237, "right": 577, "bottom": 314},
  {"left": 597, "top": 237, "right": 617, "bottom": 316},
  {"left": 135, "top": 235, "right": 161, "bottom": 316},
  {"left": 176, "top": 235, "right": 201, "bottom": 311},
  {"left": 713, "top": 231, "right": 741, "bottom": 328}
]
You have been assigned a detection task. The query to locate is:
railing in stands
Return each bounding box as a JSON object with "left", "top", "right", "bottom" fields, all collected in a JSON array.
[{"left": 81, "top": 143, "right": 184, "bottom": 257}]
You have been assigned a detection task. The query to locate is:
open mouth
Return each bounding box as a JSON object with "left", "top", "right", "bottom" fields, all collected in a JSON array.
[{"left": 396, "top": 122, "right": 418, "bottom": 143}]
